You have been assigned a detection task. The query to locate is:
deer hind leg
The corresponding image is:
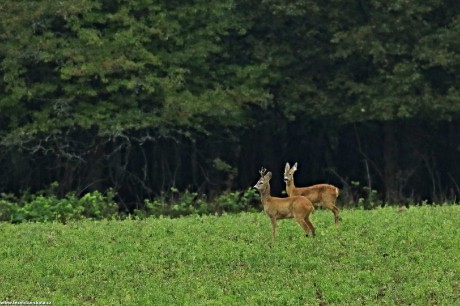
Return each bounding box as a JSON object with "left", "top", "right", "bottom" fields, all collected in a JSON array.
[
  {"left": 332, "top": 206, "right": 340, "bottom": 225},
  {"left": 304, "top": 217, "right": 316, "bottom": 238},
  {"left": 295, "top": 216, "right": 314, "bottom": 239},
  {"left": 323, "top": 196, "right": 340, "bottom": 225}
]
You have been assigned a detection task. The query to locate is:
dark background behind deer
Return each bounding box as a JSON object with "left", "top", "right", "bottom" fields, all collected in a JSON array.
[{"left": 1, "top": 1, "right": 459, "bottom": 211}]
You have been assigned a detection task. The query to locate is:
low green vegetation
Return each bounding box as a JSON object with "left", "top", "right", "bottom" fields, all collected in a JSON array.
[
  {"left": 0, "top": 188, "right": 119, "bottom": 223},
  {"left": 0, "top": 187, "right": 260, "bottom": 223},
  {"left": 1, "top": 205, "right": 459, "bottom": 305}
]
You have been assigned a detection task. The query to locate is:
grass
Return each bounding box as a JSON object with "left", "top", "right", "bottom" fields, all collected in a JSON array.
[{"left": 0, "top": 205, "right": 459, "bottom": 305}]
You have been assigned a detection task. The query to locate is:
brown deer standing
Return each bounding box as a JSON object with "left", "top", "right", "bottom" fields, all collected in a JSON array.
[
  {"left": 284, "top": 162, "right": 340, "bottom": 225},
  {"left": 253, "top": 167, "right": 315, "bottom": 240}
]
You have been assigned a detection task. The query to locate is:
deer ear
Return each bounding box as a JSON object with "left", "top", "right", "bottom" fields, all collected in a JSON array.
[
  {"left": 285, "top": 163, "right": 290, "bottom": 171},
  {"left": 293, "top": 162, "right": 298, "bottom": 170},
  {"left": 266, "top": 171, "right": 272, "bottom": 180}
]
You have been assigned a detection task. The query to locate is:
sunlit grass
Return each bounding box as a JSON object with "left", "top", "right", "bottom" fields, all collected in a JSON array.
[{"left": 1, "top": 205, "right": 459, "bottom": 305}]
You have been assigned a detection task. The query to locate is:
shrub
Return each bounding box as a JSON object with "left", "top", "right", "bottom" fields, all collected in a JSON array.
[
  {"left": 3, "top": 184, "right": 120, "bottom": 223},
  {"left": 214, "top": 188, "right": 259, "bottom": 214},
  {"left": 140, "top": 188, "right": 209, "bottom": 218},
  {"left": 137, "top": 187, "right": 260, "bottom": 218},
  {"left": 0, "top": 193, "right": 17, "bottom": 222},
  {"left": 78, "top": 189, "right": 118, "bottom": 219},
  {"left": 15, "top": 194, "right": 84, "bottom": 223},
  {"left": 350, "top": 181, "right": 383, "bottom": 209}
]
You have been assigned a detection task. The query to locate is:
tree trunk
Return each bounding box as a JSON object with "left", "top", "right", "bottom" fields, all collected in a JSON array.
[
  {"left": 191, "top": 141, "right": 198, "bottom": 189},
  {"left": 383, "top": 121, "right": 398, "bottom": 204}
]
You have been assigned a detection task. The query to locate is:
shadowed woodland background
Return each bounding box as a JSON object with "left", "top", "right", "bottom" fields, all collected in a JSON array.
[{"left": 1, "top": 0, "right": 459, "bottom": 211}]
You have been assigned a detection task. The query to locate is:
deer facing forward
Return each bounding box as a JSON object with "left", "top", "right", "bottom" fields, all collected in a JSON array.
[
  {"left": 254, "top": 167, "right": 315, "bottom": 240},
  {"left": 284, "top": 162, "right": 340, "bottom": 225}
]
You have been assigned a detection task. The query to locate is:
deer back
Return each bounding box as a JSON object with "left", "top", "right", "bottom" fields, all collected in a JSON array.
[{"left": 292, "top": 184, "right": 339, "bottom": 203}]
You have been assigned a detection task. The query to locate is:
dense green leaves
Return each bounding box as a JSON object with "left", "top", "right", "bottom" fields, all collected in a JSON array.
[
  {"left": 327, "top": 0, "right": 460, "bottom": 122},
  {"left": 0, "top": 0, "right": 261, "bottom": 141},
  {"left": 2, "top": 0, "right": 459, "bottom": 129},
  {"left": 0, "top": 0, "right": 459, "bottom": 204}
]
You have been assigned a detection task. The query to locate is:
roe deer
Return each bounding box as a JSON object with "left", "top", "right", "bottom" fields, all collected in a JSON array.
[
  {"left": 253, "top": 167, "right": 315, "bottom": 240},
  {"left": 284, "top": 162, "right": 340, "bottom": 225}
]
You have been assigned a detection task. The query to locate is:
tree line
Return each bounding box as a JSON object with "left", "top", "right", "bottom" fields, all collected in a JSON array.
[{"left": 1, "top": 0, "right": 459, "bottom": 211}]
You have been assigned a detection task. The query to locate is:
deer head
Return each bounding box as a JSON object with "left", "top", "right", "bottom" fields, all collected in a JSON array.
[
  {"left": 254, "top": 167, "right": 272, "bottom": 192},
  {"left": 284, "top": 162, "right": 298, "bottom": 183}
]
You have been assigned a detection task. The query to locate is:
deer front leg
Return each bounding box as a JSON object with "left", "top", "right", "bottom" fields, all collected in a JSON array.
[{"left": 270, "top": 217, "right": 277, "bottom": 241}]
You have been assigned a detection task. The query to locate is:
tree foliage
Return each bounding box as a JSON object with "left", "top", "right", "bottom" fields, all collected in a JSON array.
[{"left": 1, "top": 0, "right": 459, "bottom": 207}]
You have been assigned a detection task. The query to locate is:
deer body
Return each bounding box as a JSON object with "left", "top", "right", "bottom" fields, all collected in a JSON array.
[
  {"left": 284, "top": 163, "right": 340, "bottom": 224},
  {"left": 254, "top": 168, "right": 315, "bottom": 240}
]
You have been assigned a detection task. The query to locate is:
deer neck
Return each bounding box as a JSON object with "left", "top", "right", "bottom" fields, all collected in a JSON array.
[
  {"left": 285, "top": 179, "right": 295, "bottom": 196},
  {"left": 259, "top": 184, "right": 271, "bottom": 205}
]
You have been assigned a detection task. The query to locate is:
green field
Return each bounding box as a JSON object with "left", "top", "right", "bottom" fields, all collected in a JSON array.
[{"left": 1, "top": 205, "right": 459, "bottom": 305}]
